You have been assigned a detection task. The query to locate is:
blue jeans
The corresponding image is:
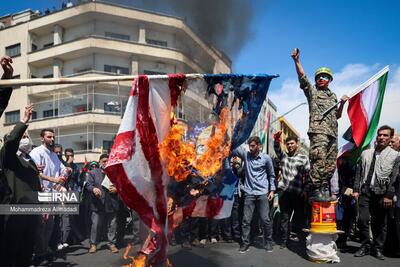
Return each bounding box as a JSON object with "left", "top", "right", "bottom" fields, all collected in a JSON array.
[{"left": 241, "top": 193, "right": 272, "bottom": 246}]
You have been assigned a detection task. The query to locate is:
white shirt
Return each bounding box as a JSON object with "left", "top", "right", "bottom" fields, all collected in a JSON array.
[{"left": 30, "top": 145, "right": 65, "bottom": 192}]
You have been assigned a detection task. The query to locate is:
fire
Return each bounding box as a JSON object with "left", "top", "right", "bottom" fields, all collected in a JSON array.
[
  {"left": 123, "top": 252, "right": 147, "bottom": 267},
  {"left": 159, "top": 122, "right": 196, "bottom": 182},
  {"left": 123, "top": 249, "right": 172, "bottom": 267},
  {"left": 160, "top": 108, "right": 230, "bottom": 181},
  {"left": 195, "top": 108, "right": 230, "bottom": 177}
]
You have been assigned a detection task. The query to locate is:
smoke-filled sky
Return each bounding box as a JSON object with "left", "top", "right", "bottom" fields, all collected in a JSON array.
[
  {"left": 1, "top": 0, "right": 399, "bottom": 142},
  {"left": 111, "top": 0, "right": 257, "bottom": 58}
]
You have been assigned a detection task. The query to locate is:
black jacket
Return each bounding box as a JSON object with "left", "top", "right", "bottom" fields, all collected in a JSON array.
[
  {"left": 85, "top": 168, "right": 119, "bottom": 213},
  {"left": 0, "top": 122, "right": 41, "bottom": 204},
  {"left": 0, "top": 86, "right": 12, "bottom": 118},
  {"left": 354, "top": 154, "right": 399, "bottom": 198}
]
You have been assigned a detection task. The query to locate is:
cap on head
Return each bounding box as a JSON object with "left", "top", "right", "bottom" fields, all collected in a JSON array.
[
  {"left": 89, "top": 161, "right": 99, "bottom": 168},
  {"left": 314, "top": 67, "right": 333, "bottom": 81}
]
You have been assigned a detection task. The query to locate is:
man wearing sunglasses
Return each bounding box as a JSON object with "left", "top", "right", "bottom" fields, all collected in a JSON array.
[{"left": 291, "top": 48, "right": 349, "bottom": 202}]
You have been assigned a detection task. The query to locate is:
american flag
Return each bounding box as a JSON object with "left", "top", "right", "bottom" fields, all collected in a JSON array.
[{"left": 105, "top": 73, "right": 277, "bottom": 264}]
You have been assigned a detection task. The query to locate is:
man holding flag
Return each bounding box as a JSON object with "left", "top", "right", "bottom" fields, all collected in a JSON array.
[{"left": 291, "top": 48, "right": 348, "bottom": 201}]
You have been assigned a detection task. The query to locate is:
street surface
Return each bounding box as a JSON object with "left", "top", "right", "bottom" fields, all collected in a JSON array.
[{"left": 38, "top": 238, "right": 399, "bottom": 267}]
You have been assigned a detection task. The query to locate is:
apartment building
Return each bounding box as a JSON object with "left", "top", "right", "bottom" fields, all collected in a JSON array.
[
  {"left": 0, "top": 1, "right": 232, "bottom": 162},
  {"left": 251, "top": 98, "right": 278, "bottom": 155}
]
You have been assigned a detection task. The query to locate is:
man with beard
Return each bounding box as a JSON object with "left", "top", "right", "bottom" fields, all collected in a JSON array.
[
  {"left": 86, "top": 154, "right": 119, "bottom": 254},
  {"left": 353, "top": 125, "right": 399, "bottom": 259},
  {"left": 232, "top": 136, "right": 276, "bottom": 253},
  {"left": 273, "top": 131, "right": 310, "bottom": 248},
  {"left": 291, "top": 48, "right": 348, "bottom": 201},
  {"left": 0, "top": 104, "right": 42, "bottom": 266},
  {"left": 30, "top": 128, "right": 71, "bottom": 263}
]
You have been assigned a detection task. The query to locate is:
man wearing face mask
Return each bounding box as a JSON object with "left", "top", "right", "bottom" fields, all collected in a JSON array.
[
  {"left": 0, "top": 104, "right": 42, "bottom": 266},
  {"left": 292, "top": 48, "right": 349, "bottom": 201},
  {"left": 29, "top": 128, "right": 71, "bottom": 263}
]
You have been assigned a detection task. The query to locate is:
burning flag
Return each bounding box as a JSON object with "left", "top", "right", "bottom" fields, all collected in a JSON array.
[{"left": 105, "top": 73, "right": 277, "bottom": 266}]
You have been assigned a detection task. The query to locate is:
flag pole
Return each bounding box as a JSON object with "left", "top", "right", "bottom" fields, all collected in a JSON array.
[
  {"left": 0, "top": 73, "right": 204, "bottom": 87},
  {"left": 0, "top": 73, "right": 279, "bottom": 87},
  {"left": 321, "top": 65, "right": 389, "bottom": 116}
]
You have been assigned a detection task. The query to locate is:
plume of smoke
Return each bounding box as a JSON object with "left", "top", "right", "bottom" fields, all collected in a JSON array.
[{"left": 93, "top": 0, "right": 255, "bottom": 58}]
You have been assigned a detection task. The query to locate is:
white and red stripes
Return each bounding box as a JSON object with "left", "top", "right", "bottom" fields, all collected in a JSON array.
[
  {"left": 106, "top": 74, "right": 187, "bottom": 263},
  {"left": 348, "top": 79, "right": 380, "bottom": 147}
]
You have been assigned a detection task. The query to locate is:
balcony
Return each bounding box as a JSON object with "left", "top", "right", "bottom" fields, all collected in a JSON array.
[
  {"left": 28, "top": 35, "right": 205, "bottom": 72},
  {"left": 31, "top": 130, "right": 117, "bottom": 156},
  {"left": 27, "top": 91, "right": 126, "bottom": 130}
]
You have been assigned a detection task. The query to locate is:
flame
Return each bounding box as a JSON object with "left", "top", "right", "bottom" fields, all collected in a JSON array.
[
  {"left": 159, "top": 123, "right": 196, "bottom": 182},
  {"left": 195, "top": 108, "right": 230, "bottom": 177},
  {"left": 160, "top": 108, "right": 230, "bottom": 182},
  {"left": 123, "top": 252, "right": 147, "bottom": 267},
  {"left": 123, "top": 251, "right": 172, "bottom": 267}
]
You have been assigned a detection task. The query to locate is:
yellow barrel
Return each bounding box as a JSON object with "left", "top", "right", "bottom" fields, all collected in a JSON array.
[{"left": 310, "top": 201, "right": 337, "bottom": 233}]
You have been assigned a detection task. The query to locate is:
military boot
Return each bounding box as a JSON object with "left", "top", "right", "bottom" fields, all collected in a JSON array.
[{"left": 311, "top": 184, "right": 333, "bottom": 202}]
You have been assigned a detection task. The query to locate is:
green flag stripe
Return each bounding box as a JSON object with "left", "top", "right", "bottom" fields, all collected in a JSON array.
[
  {"left": 360, "top": 72, "right": 388, "bottom": 150},
  {"left": 349, "top": 72, "right": 388, "bottom": 163}
]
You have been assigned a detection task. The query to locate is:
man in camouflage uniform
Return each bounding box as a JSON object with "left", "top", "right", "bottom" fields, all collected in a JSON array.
[{"left": 291, "top": 48, "right": 348, "bottom": 201}]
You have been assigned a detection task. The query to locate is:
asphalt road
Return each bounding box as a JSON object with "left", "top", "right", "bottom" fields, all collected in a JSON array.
[{"left": 38, "top": 238, "right": 400, "bottom": 267}]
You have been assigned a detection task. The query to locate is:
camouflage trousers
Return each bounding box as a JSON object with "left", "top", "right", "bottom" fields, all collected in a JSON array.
[{"left": 308, "top": 133, "right": 338, "bottom": 188}]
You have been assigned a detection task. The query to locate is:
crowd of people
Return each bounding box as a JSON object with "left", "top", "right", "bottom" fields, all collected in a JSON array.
[{"left": 0, "top": 49, "right": 399, "bottom": 267}]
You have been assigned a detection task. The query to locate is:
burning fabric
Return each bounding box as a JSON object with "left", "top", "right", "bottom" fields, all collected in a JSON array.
[{"left": 105, "top": 73, "right": 277, "bottom": 266}]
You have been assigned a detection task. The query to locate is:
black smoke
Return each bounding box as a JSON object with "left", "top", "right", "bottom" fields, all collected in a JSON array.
[{"left": 90, "top": 0, "right": 256, "bottom": 58}]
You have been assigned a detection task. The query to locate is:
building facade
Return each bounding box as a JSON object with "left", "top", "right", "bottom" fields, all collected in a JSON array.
[
  {"left": 251, "top": 98, "right": 278, "bottom": 155},
  {"left": 0, "top": 1, "right": 231, "bottom": 162}
]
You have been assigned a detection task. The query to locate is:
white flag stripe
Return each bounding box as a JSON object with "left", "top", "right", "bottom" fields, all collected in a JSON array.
[
  {"left": 361, "top": 79, "right": 379, "bottom": 124},
  {"left": 122, "top": 136, "right": 159, "bottom": 219},
  {"left": 148, "top": 79, "right": 173, "bottom": 144},
  {"left": 118, "top": 82, "right": 137, "bottom": 133}
]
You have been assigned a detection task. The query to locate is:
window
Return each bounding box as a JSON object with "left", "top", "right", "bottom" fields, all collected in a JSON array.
[
  {"left": 104, "top": 102, "right": 120, "bottom": 113},
  {"left": 43, "top": 109, "right": 58, "bottom": 118},
  {"left": 143, "top": 70, "right": 166, "bottom": 75},
  {"left": 32, "top": 111, "right": 37, "bottom": 120},
  {"left": 5, "top": 44, "right": 21, "bottom": 57},
  {"left": 12, "top": 75, "right": 20, "bottom": 79},
  {"left": 105, "top": 32, "right": 130, "bottom": 41},
  {"left": 146, "top": 38, "right": 168, "bottom": 47},
  {"left": 43, "top": 42, "right": 54, "bottom": 48},
  {"left": 31, "top": 43, "right": 38, "bottom": 52},
  {"left": 5, "top": 110, "right": 20, "bottom": 124},
  {"left": 104, "top": 65, "right": 129, "bottom": 75},
  {"left": 42, "top": 74, "right": 53, "bottom": 78},
  {"left": 103, "top": 140, "right": 113, "bottom": 152}
]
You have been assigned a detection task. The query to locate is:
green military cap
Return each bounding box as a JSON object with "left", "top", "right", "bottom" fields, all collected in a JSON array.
[{"left": 314, "top": 67, "right": 333, "bottom": 81}]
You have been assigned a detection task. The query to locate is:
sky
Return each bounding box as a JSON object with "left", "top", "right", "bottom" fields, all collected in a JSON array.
[
  {"left": 1, "top": 0, "right": 398, "bottom": 144},
  {"left": 235, "top": 0, "right": 400, "bottom": 144}
]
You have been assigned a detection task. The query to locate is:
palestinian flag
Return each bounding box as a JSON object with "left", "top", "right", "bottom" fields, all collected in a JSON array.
[
  {"left": 338, "top": 66, "right": 389, "bottom": 163},
  {"left": 261, "top": 110, "right": 271, "bottom": 145}
]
